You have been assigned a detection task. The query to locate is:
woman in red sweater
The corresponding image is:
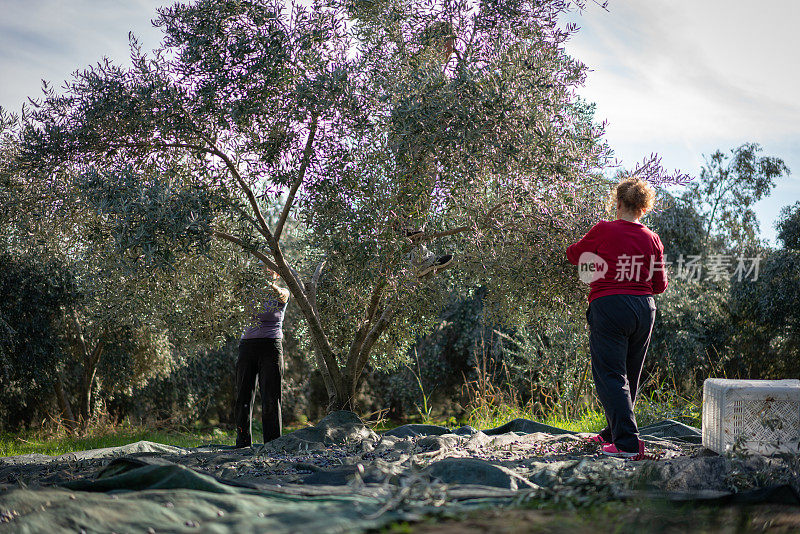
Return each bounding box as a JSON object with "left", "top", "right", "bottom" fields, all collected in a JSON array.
[{"left": 566, "top": 177, "right": 668, "bottom": 459}]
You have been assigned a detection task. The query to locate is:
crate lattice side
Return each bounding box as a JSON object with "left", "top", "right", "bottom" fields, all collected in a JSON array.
[{"left": 702, "top": 379, "right": 800, "bottom": 455}]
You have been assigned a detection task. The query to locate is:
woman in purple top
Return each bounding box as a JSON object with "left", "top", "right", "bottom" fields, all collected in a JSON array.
[{"left": 234, "top": 266, "right": 290, "bottom": 447}]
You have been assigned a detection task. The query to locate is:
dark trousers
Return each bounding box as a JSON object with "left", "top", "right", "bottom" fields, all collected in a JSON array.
[
  {"left": 587, "top": 294, "right": 656, "bottom": 452},
  {"left": 234, "top": 338, "right": 283, "bottom": 446}
]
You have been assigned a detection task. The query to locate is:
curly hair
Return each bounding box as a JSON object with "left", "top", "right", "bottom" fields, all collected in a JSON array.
[{"left": 607, "top": 177, "right": 656, "bottom": 215}]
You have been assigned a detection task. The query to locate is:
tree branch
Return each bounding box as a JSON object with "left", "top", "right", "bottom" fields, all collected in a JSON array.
[
  {"left": 110, "top": 141, "right": 209, "bottom": 153},
  {"left": 285, "top": 264, "right": 307, "bottom": 294},
  {"left": 307, "top": 259, "right": 327, "bottom": 312},
  {"left": 205, "top": 142, "right": 276, "bottom": 246},
  {"left": 90, "top": 340, "right": 106, "bottom": 369},
  {"left": 69, "top": 309, "right": 90, "bottom": 361},
  {"left": 232, "top": 205, "right": 275, "bottom": 244},
  {"left": 116, "top": 137, "right": 278, "bottom": 246},
  {"left": 426, "top": 225, "right": 471, "bottom": 241},
  {"left": 274, "top": 113, "right": 319, "bottom": 243},
  {"left": 270, "top": 250, "right": 344, "bottom": 388},
  {"left": 311, "top": 259, "right": 327, "bottom": 287},
  {"left": 485, "top": 200, "right": 508, "bottom": 221},
  {"left": 211, "top": 229, "right": 279, "bottom": 272},
  {"left": 418, "top": 201, "right": 508, "bottom": 243},
  {"left": 355, "top": 304, "right": 397, "bottom": 378},
  {"left": 351, "top": 245, "right": 464, "bottom": 379},
  {"left": 364, "top": 279, "right": 386, "bottom": 323},
  {"left": 214, "top": 225, "right": 342, "bottom": 388},
  {"left": 136, "top": 109, "right": 340, "bottom": 395},
  {"left": 345, "top": 279, "right": 387, "bottom": 376}
]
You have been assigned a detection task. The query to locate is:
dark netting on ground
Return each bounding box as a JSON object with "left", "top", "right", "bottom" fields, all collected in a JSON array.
[{"left": 1, "top": 412, "right": 798, "bottom": 533}]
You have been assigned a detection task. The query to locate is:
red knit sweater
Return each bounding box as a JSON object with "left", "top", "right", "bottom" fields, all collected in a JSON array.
[{"left": 566, "top": 219, "right": 668, "bottom": 303}]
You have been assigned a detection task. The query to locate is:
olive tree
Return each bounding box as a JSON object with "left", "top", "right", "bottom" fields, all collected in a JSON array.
[
  {"left": 16, "top": 0, "right": 688, "bottom": 410},
  {"left": 0, "top": 252, "right": 77, "bottom": 429}
]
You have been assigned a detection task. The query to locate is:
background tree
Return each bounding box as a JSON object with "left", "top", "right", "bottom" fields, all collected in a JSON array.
[
  {"left": 0, "top": 251, "right": 77, "bottom": 430},
  {"left": 685, "top": 142, "right": 789, "bottom": 250},
  {"left": 1, "top": 110, "right": 77, "bottom": 429},
  {"left": 2, "top": 110, "right": 260, "bottom": 426},
  {"left": 642, "top": 146, "right": 793, "bottom": 390},
  {"left": 727, "top": 245, "right": 800, "bottom": 380},
  {"left": 776, "top": 201, "right": 800, "bottom": 251},
  {"left": 724, "top": 204, "right": 800, "bottom": 379},
  {"left": 646, "top": 192, "right": 706, "bottom": 258}
]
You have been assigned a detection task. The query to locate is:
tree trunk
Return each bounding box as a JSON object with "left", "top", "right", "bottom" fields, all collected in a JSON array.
[
  {"left": 314, "top": 350, "right": 337, "bottom": 407},
  {"left": 78, "top": 366, "right": 95, "bottom": 424},
  {"left": 54, "top": 376, "right": 76, "bottom": 430},
  {"left": 78, "top": 341, "right": 105, "bottom": 425},
  {"left": 326, "top": 372, "right": 358, "bottom": 412}
]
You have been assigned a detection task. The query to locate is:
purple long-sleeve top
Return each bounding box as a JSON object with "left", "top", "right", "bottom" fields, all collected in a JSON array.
[{"left": 241, "top": 295, "right": 289, "bottom": 340}]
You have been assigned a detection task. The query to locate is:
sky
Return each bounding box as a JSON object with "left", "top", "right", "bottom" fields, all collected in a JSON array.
[
  {"left": 561, "top": 1, "right": 800, "bottom": 244},
  {"left": 1, "top": 0, "right": 799, "bottom": 244}
]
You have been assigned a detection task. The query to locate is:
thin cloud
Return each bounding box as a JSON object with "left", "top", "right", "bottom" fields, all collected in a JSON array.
[
  {"left": 562, "top": 0, "right": 800, "bottom": 242},
  {"left": 564, "top": 1, "right": 800, "bottom": 142},
  {"left": 0, "top": 0, "right": 164, "bottom": 111}
]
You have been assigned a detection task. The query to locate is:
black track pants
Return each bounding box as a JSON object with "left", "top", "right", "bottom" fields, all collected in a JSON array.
[
  {"left": 234, "top": 338, "right": 283, "bottom": 446},
  {"left": 587, "top": 294, "right": 656, "bottom": 452}
]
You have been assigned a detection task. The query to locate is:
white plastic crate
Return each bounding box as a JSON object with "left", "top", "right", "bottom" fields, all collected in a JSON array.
[{"left": 702, "top": 378, "right": 800, "bottom": 455}]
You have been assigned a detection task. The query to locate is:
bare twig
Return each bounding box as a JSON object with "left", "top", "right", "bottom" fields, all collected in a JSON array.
[{"left": 307, "top": 259, "right": 327, "bottom": 311}]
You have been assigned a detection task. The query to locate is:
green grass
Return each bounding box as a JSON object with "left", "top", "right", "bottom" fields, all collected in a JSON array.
[
  {"left": 0, "top": 417, "right": 331, "bottom": 458},
  {"left": 540, "top": 410, "right": 609, "bottom": 433},
  {"left": 466, "top": 404, "right": 608, "bottom": 433},
  {"left": 464, "top": 391, "right": 701, "bottom": 434},
  {"left": 635, "top": 386, "right": 702, "bottom": 428},
  {"left": 0, "top": 426, "right": 237, "bottom": 457}
]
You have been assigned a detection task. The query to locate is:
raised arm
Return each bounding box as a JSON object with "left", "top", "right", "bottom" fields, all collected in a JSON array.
[{"left": 268, "top": 280, "right": 291, "bottom": 303}]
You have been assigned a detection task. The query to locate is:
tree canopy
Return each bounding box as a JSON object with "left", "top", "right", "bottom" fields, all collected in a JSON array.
[
  {"left": 1, "top": 107, "right": 259, "bottom": 426},
  {"left": 777, "top": 201, "right": 800, "bottom": 250},
  {"left": 10, "top": 0, "right": 689, "bottom": 410},
  {"left": 685, "top": 143, "right": 789, "bottom": 250}
]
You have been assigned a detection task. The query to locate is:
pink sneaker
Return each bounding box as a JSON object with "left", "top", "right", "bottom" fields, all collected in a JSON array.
[
  {"left": 586, "top": 434, "right": 607, "bottom": 444},
  {"left": 601, "top": 440, "right": 645, "bottom": 460}
]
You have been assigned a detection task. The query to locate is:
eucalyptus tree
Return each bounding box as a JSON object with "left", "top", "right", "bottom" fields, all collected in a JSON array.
[
  {"left": 685, "top": 143, "right": 789, "bottom": 250},
  {"left": 724, "top": 202, "right": 800, "bottom": 379},
  {"left": 17, "top": 0, "right": 685, "bottom": 410},
  {"left": 777, "top": 201, "right": 800, "bottom": 251}
]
